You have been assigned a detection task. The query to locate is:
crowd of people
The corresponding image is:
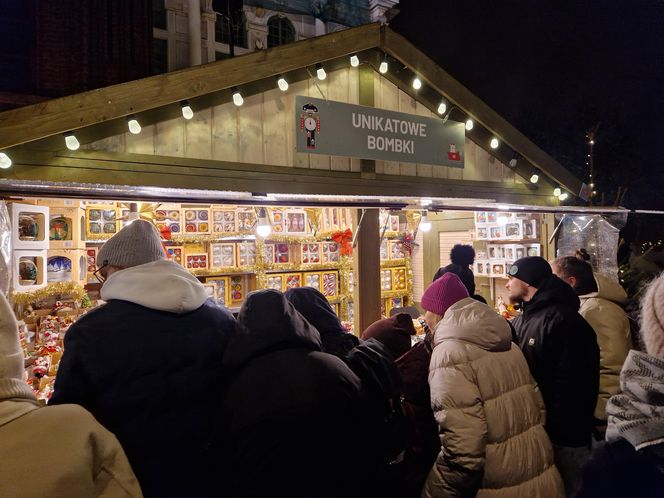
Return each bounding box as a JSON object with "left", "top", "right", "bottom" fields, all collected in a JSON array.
[{"left": 0, "top": 221, "right": 663, "bottom": 497}]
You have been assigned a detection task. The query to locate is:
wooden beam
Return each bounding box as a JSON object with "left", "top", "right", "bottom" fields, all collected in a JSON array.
[
  {"left": 0, "top": 24, "right": 382, "bottom": 150},
  {"left": 381, "top": 26, "right": 582, "bottom": 196},
  {"left": 353, "top": 208, "right": 381, "bottom": 333},
  {"left": 3, "top": 149, "right": 556, "bottom": 205}
]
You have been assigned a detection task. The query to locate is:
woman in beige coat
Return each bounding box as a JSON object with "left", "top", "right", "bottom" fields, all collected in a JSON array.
[
  {"left": 420, "top": 273, "right": 564, "bottom": 498},
  {"left": 0, "top": 293, "right": 142, "bottom": 498}
]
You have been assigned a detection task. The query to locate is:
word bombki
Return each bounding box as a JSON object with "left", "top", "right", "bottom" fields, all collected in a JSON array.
[{"left": 352, "top": 112, "right": 426, "bottom": 155}]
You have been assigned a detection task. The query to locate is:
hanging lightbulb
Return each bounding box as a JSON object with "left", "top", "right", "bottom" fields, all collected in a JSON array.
[
  {"left": 419, "top": 210, "right": 432, "bottom": 232},
  {"left": 232, "top": 88, "right": 244, "bottom": 106},
  {"left": 0, "top": 152, "right": 12, "bottom": 169},
  {"left": 412, "top": 77, "right": 422, "bottom": 90},
  {"left": 465, "top": 119, "right": 474, "bottom": 131},
  {"left": 350, "top": 54, "right": 359, "bottom": 67},
  {"left": 490, "top": 137, "right": 500, "bottom": 149},
  {"left": 553, "top": 187, "right": 562, "bottom": 197},
  {"left": 256, "top": 207, "right": 272, "bottom": 237},
  {"left": 316, "top": 64, "right": 326, "bottom": 80},
  {"left": 64, "top": 133, "right": 80, "bottom": 151},
  {"left": 181, "top": 101, "right": 194, "bottom": 120},
  {"left": 379, "top": 58, "right": 388, "bottom": 74},
  {"left": 558, "top": 192, "right": 569, "bottom": 201},
  {"left": 277, "top": 75, "right": 289, "bottom": 92},
  {"left": 127, "top": 116, "right": 141, "bottom": 134},
  {"left": 530, "top": 173, "right": 539, "bottom": 184},
  {"left": 437, "top": 101, "right": 447, "bottom": 115}
]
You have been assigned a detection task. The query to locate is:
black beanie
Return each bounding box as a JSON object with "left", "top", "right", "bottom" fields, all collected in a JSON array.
[{"left": 508, "top": 256, "right": 552, "bottom": 288}]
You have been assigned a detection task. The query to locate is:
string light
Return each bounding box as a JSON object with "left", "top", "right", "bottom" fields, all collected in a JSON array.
[
  {"left": 437, "top": 101, "right": 447, "bottom": 115},
  {"left": 530, "top": 173, "right": 539, "bottom": 184},
  {"left": 232, "top": 87, "right": 244, "bottom": 106},
  {"left": 419, "top": 210, "right": 431, "bottom": 232},
  {"left": 465, "top": 119, "right": 474, "bottom": 131},
  {"left": 64, "top": 133, "right": 80, "bottom": 151},
  {"left": 181, "top": 101, "right": 194, "bottom": 120},
  {"left": 316, "top": 63, "right": 327, "bottom": 80},
  {"left": 0, "top": 152, "right": 12, "bottom": 169},
  {"left": 379, "top": 56, "right": 388, "bottom": 74},
  {"left": 127, "top": 115, "right": 141, "bottom": 134},
  {"left": 490, "top": 137, "right": 500, "bottom": 149},
  {"left": 553, "top": 187, "right": 562, "bottom": 197},
  {"left": 277, "top": 75, "right": 289, "bottom": 92},
  {"left": 350, "top": 54, "right": 359, "bottom": 67},
  {"left": 558, "top": 192, "right": 569, "bottom": 201},
  {"left": 412, "top": 77, "right": 422, "bottom": 90}
]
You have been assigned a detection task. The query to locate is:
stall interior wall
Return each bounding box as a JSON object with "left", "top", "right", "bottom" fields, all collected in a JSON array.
[{"left": 85, "top": 69, "right": 522, "bottom": 184}]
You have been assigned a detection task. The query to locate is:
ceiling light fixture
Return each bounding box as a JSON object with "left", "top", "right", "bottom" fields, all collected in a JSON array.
[
  {"left": 181, "top": 101, "right": 194, "bottom": 120},
  {"left": 350, "top": 54, "right": 359, "bottom": 67},
  {"left": 64, "top": 132, "right": 80, "bottom": 151},
  {"left": 127, "top": 115, "right": 141, "bottom": 134},
  {"left": 232, "top": 87, "right": 244, "bottom": 106},
  {"left": 277, "top": 75, "right": 289, "bottom": 92},
  {"left": 316, "top": 63, "right": 327, "bottom": 80}
]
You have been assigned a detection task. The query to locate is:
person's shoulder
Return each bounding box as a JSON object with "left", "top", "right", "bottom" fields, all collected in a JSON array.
[{"left": 28, "top": 403, "right": 101, "bottom": 428}]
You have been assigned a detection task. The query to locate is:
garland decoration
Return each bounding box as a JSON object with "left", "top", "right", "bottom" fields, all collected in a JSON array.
[{"left": 11, "top": 281, "right": 87, "bottom": 307}]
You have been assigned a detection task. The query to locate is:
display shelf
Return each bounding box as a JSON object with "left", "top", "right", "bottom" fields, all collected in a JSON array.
[
  {"left": 13, "top": 250, "right": 48, "bottom": 291},
  {"left": 48, "top": 207, "right": 85, "bottom": 250},
  {"left": 10, "top": 203, "right": 50, "bottom": 250},
  {"left": 47, "top": 249, "right": 86, "bottom": 285},
  {"left": 380, "top": 258, "right": 407, "bottom": 268}
]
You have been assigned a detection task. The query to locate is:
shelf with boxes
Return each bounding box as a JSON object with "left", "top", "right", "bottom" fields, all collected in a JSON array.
[{"left": 473, "top": 211, "right": 543, "bottom": 279}]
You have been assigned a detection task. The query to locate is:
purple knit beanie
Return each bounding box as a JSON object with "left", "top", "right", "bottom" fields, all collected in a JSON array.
[{"left": 421, "top": 272, "right": 469, "bottom": 316}]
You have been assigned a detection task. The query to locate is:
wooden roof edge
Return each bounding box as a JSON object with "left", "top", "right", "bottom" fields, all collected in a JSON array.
[
  {"left": 380, "top": 26, "right": 583, "bottom": 196},
  {"left": 0, "top": 23, "right": 383, "bottom": 151}
]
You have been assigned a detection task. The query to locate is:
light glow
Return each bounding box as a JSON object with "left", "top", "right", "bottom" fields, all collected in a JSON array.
[
  {"left": 437, "top": 102, "right": 447, "bottom": 115},
  {"left": 558, "top": 192, "right": 569, "bottom": 201},
  {"left": 256, "top": 208, "right": 272, "bottom": 237},
  {"left": 379, "top": 60, "right": 388, "bottom": 74},
  {"left": 419, "top": 211, "right": 432, "bottom": 232},
  {"left": 350, "top": 55, "right": 359, "bottom": 67},
  {"left": 530, "top": 173, "right": 539, "bottom": 184},
  {"left": 412, "top": 77, "right": 422, "bottom": 90},
  {"left": 553, "top": 187, "right": 562, "bottom": 197},
  {"left": 316, "top": 64, "right": 327, "bottom": 80},
  {"left": 0, "top": 152, "right": 11, "bottom": 169},
  {"left": 64, "top": 133, "right": 80, "bottom": 151},
  {"left": 127, "top": 117, "right": 141, "bottom": 135},
  {"left": 465, "top": 119, "right": 474, "bottom": 131},
  {"left": 277, "top": 76, "right": 289, "bottom": 92},
  {"left": 181, "top": 102, "right": 194, "bottom": 120},
  {"left": 490, "top": 137, "right": 500, "bottom": 149}
]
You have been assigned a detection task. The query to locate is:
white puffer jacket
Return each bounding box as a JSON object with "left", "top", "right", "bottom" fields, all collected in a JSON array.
[{"left": 422, "top": 297, "right": 564, "bottom": 498}]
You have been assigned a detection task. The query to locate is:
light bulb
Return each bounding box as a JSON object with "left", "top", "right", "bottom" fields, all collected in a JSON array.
[
  {"left": 181, "top": 102, "right": 194, "bottom": 120},
  {"left": 0, "top": 152, "right": 11, "bottom": 169},
  {"left": 277, "top": 76, "right": 289, "bottom": 92},
  {"left": 553, "top": 187, "right": 562, "bottom": 197},
  {"left": 350, "top": 55, "right": 359, "bottom": 67},
  {"left": 232, "top": 89, "right": 244, "bottom": 106},
  {"left": 530, "top": 173, "right": 539, "bottom": 184},
  {"left": 64, "top": 133, "right": 80, "bottom": 151},
  {"left": 465, "top": 119, "right": 474, "bottom": 131},
  {"left": 316, "top": 64, "right": 326, "bottom": 80},
  {"left": 437, "top": 102, "right": 447, "bottom": 115},
  {"left": 490, "top": 137, "right": 499, "bottom": 149},
  {"left": 419, "top": 211, "right": 432, "bottom": 232},
  {"left": 558, "top": 192, "right": 569, "bottom": 201},
  {"left": 256, "top": 208, "right": 271, "bottom": 237},
  {"left": 127, "top": 117, "right": 141, "bottom": 134},
  {"left": 412, "top": 77, "right": 422, "bottom": 90},
  {"left": 379, "top": 60, "right": 388, "bottom": 74}
]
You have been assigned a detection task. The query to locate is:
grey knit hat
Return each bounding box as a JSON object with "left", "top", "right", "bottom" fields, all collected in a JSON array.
[{"left": 97, "top": 220, "right": 165, "bottom": 268}]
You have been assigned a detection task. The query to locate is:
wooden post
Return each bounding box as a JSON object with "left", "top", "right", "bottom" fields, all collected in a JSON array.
[{"left": 353, "top": 208, "right": 381, "bottom": 335}]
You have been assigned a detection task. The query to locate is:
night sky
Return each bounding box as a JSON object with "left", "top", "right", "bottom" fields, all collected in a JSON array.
[{"left": 391, "top": 0, "right": 664, "bottom": 211}]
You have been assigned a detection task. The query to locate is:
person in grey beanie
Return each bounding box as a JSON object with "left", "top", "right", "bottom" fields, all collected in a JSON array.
[
  {"left": 506, "top": 256, "right": 600, "bottom": 498},
  {"left": 51, "top": 220, "right": 238, "bottom": 498}
]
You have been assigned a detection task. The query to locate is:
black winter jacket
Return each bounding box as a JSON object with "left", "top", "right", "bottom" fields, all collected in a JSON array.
[
  {"left": 576, "top": 439, "right": 664, "bottom": 497},
  {"left": 51, "top": 298, "right": 236, "bottom": 498},
  {"left": 222, "top": 289, "right": 367, "bottom": 498},
  {"left": 512, "top": 275, "right": 600, "bottom": 447}
]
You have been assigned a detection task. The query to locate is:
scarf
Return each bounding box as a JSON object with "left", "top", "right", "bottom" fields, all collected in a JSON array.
[{"left": 606, "top": 350, "right": 664, "bottom": 450}]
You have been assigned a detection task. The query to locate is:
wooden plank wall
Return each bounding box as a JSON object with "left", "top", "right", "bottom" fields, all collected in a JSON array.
[{"left": 86, "top": 68, "right": 520, "bottom": 184}]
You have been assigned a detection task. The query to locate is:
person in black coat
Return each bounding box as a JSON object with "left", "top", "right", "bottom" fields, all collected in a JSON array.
[
  {"left": 506, "top": 256, "right": 599, "bottom": 498},
  {"left": 285, "top": 286, "right": 359, "bottom": 360},
  {"left": 222, "top": 289, "right": 367, "bottom": 498},
  {"left": 576, "top": 271, "right": 664, "bottom": 498},
  {"left": 51, "top": 221, "right": 237, "bottom": 498}
]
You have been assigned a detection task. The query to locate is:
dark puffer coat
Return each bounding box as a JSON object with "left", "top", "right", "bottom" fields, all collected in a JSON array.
[
  {"left": 285, "top": 286, "right": 359, "bottom": 360},
  {"left": 512, "top": 274, "right": 600, "bottom": 447},
  {"left": 222, "top": 289, "right": 366, "bottom": 498}
]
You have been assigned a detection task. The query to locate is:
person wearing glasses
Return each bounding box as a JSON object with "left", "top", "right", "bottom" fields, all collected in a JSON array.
[{"left": 51, "top": 220, "right": 237, "bottom": 498}]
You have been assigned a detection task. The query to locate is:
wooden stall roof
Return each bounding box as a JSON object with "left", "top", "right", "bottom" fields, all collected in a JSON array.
[{"left": 0, "top": 23, "right": 583, "bottom": 199}]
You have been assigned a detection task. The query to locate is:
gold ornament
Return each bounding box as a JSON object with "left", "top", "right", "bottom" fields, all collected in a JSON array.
[
  {"left": 406, "top": 211, "right": 421, "bottom": 234},
  {"left": 11, "top": 281, "right": 87, "bottom": 307},
  {"left": 304, "top": 208, "right": 322, "bottom": 235},
  {"left": 117, "top": 202, "right": 162, "bottom": 223}
]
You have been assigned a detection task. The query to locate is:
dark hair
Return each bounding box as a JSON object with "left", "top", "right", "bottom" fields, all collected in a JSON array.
[
  {"left": 553, "top": 251, "right": 597, "bottom": 295},
  {"left": 433, "top": 263, "right": 476, "bottom": 295},
  {"left": 450, "top": 244, "right": 475, "bottom": 267}
]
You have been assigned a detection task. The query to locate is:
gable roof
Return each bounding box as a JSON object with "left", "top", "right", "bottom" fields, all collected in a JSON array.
[{"left": 0, "top": 23, "right": 582, "bottom": 197}]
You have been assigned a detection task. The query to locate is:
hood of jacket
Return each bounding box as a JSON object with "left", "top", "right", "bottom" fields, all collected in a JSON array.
[
  {"left": 433, "top": 297, "right": 512, "bottom": 352},
  {"left": 523, "top": 274, "right": 581, "bottom": 316},
  {"left": 223, "top": 289, "right": 322, "bottom": 369},
  {"left": 606, "top": 350, "right": 664, "bottom": 451},
  {"left": 580, "top": 273, "right": 627, "bottom": 306},
  {"left": 100, "top": 259, "right": 208, "bottom": 313}
]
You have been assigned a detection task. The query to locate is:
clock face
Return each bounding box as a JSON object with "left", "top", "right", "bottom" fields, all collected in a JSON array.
[{"left": 304, "top": 116, "right": 317, "bottom": 131}]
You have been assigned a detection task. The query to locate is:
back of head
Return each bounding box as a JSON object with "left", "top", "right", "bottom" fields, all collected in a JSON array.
[
  {"left": 509, "top": 256, "right": 552, "bottom": 289},
  {"left": 362, "top": 313, "right": 416, "bottom": 360},
  {"left": 434, "top": 264, "right": 476, "bottom": 295},
  {"left": 97, "top": 219, "right": 165, "bottom": 268},
  {"left": 284, "top": 286, "right": 345, "bottom": 336},
  {"left": 553, "top": 250, "right": 598, "bottom": 295},
  {"left": 421, "top": 273, "right": 470, "bottom": 317},
  {"left": 450, "top": 244, "right": 475, "bottom": 267},
  {"left": 0, "top": 293, "right": 36, "bottom": 399},
  {"left": 640, "top": 272, "right": 664, "bottom": 359}
]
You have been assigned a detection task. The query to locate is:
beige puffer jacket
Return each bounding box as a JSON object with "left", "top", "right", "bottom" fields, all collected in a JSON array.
[
  {"left": 579, "top": 273, "right": 631, "bottom": 420},
  {"left": 422, "top": 297, "right": 564, "bottom": 498}
]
